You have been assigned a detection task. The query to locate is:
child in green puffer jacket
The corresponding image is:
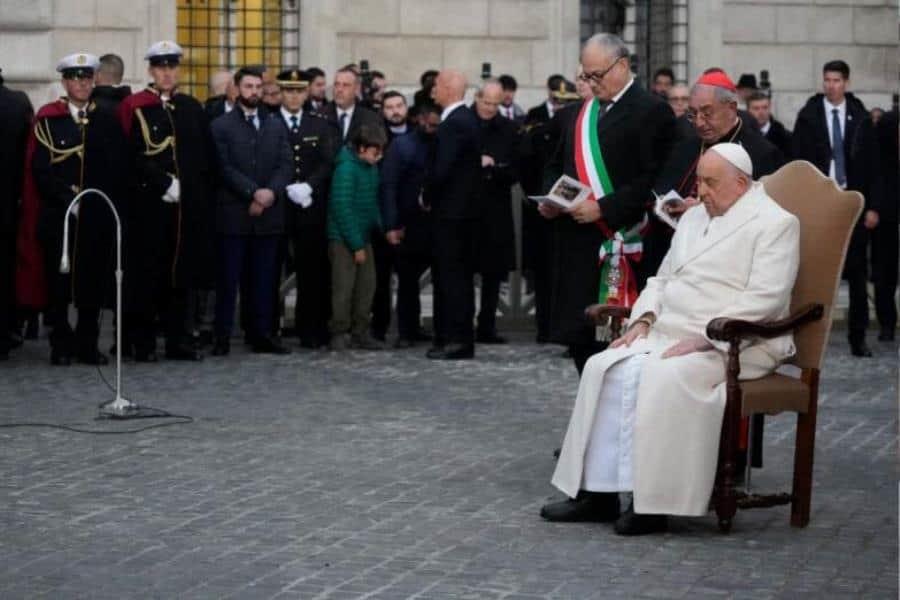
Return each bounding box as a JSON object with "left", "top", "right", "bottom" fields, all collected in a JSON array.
[{"left": 326, "top": 124, "right": 388, "bottom": 350}]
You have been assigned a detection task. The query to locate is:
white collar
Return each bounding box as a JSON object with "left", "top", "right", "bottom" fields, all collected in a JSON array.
[
  {"left": 441, "top": 100, "right": 466, "bottom": 122},
  {"left": 224, "top": 100, "right": 234, "bottom": 113},
  {"left": 68, "top": 101, "right": 88, "bottom": 122},
  {"left": 609, "top": 77, "right": 634, "bottom": 105},
  {"left": 824, "top": 97, "right": 846, "bottom": 113},
  {"left": 240, "top": 106, "right": 258, "bottom": 119},
  {"left": 337, "top": 103, "right": 355, "bottom": 118},
  {"left": 281, "top": 106, "right": 302, "bottom": 124},
  {"left": 759, "top": 120, "right": 771, "bottom": 135},
  {"left": 389, "top": 123, "right": 408, "bottom": 135},
  {"left": 545, "top": 100, "right": 555, "bottom": 117}
]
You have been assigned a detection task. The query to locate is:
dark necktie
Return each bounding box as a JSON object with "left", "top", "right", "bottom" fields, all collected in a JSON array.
[
  {"left": 831, "top": 108, "right": 846, "bottom": 187},
  {"left": 77, "top": 110, "right": 86, "bottom": 123},
  {"left": 247, "top": 113, "right": 257, "bottom": 130},
  {"left": 290, "top": 115, "right": 299, "bottom": 133},
  {"left": 339, "top": 112, "right": 348, "bottom": 140}
]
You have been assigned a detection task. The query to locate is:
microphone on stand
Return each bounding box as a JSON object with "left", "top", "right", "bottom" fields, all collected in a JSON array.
[{"left": 59, "top": 188, "right": 137, "bottom": 417}]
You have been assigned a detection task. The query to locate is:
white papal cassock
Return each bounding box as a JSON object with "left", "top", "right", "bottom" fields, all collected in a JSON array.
[{"left": 551, "top": 182, "right": 800, "bottom": 516}]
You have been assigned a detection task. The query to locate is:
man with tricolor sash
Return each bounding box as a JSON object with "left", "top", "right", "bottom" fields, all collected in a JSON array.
[{"left": 540, "top": 34, "right": 676, "bottom": 374}]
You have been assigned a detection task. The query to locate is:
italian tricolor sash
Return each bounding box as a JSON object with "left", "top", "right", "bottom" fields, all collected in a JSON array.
[{"left": 573, "top": 97, "right": 645, "bottom": 307}]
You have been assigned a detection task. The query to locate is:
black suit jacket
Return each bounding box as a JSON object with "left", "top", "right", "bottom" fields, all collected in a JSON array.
[
  {"left": 792, "top": 92, "right": 880, "bottom": 213},
  {"left": 211, "top": 109, "right": 293, "bottom": 236},
  {"left": 526, "top": 102, "right": 552, "bottom": 126},
  {"left": 274, "top": 109, "right": 338, "bottom": 229},
  {"left": 428, "top": 104, "right": 482, "bottom": 220},
  {"left": 764, "top": 118, "right": 792, "bottom": 160},
  {"left": 321, "top": 102, "right": 385, "bottom": 146},
  {"left": 0, "top": 84, "right": 33, "bottom": 234},
  {"left": 544, "top": 84, "right": 677, "bottom": 346}
]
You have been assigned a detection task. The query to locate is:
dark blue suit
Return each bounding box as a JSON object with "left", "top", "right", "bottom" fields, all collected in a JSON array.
[
  {"left": 427, "top": 104, "right": 481, "bottom": 346},
  {"left": 211, "top": 108, "right": 293, "bottom": 340},
  {"left": 380, "top": 128, "right": 434, "bottom": 340}
]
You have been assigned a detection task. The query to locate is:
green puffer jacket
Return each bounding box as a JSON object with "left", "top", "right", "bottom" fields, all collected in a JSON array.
[{"left": 327, "top": 146, "right": 383, "bottom": 251}]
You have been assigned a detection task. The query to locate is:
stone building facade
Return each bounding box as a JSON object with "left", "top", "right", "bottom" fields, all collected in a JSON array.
[{"left": 0, "top": 0, "right": 896, "bottom": 128}]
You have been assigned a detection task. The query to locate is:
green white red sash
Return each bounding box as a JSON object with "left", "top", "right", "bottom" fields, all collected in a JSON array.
[{"left": 573, "top": 97, "right": 644, "bottom": 306}]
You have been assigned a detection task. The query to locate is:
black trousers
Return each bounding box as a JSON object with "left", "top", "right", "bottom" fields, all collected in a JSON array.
[
  {"left": 370, "top": 234, "right": 396, "bottom": 339},
  {"left": 432, "top": 218, "right": 476, "bottom": 346},
  {"left": 871, "top": 218, "right": 898, "bottom": 333},
  {"left": 844, "top": 229, "right": 870, "bottom": 345},
  {"left": 291, "top": 225, "right": 331, "bottom": 345},
  {"left": 128, "top": 286, "right": 189, "bottom": 354},
  {"left": 395, "top": 241, "right": 431, "bottom": 340},
  {"left": 0, "top": 233, "right": 13, "bottom": 348},
  {"left": 477, "top": 272, "right": 504, "bottom": 336}
]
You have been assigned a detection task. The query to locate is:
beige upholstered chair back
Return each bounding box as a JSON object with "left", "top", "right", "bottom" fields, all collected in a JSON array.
[{"left": 760, "top": 161, "right": 864, "bottom": 370}]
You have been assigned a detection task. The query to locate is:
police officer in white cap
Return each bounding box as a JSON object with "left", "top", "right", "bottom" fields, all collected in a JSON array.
[
  {"left": 16, "top": 53, "right": 127, "bottom": 365},
  {"left": 117, "top": 41, "right": 215, "bottom": 362}
]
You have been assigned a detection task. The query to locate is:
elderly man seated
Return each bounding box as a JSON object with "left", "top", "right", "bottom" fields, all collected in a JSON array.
[{"left": 541, "top": 143, "right": 800, "bottom": 535}]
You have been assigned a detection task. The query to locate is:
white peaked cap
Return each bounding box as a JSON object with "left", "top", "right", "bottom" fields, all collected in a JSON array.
[
  {"left": 56, "top": 53, "right": 100, "bottom": 73},
  {"left": 708, "top": 142, "right": 753, "bottom": 177}
]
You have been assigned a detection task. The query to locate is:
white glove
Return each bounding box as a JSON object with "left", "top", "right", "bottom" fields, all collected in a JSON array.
[
  {"left": 162, "top": 177, "right": 180, "bottom": 203},
  {"left": 286, "top": 182, "right": 313, "bottom": 209},
  {"left": 70, "top": 200, "right": 79, "bottom": 219}
]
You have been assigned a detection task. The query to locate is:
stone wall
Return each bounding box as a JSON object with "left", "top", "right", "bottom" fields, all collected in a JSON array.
[
  {"left": 710, "top": 0, "right": 897, "bottom": 129},
  {"left": 298, "top": 0, "right": 581, "bottom": 111}
]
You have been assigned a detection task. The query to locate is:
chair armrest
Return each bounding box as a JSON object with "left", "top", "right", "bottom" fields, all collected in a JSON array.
[
  {"left": 584, "top": 304, "right": 633, "bottom": 326},
  {"left": 706, "top": 303, "right": 824, "bottom": 343}
]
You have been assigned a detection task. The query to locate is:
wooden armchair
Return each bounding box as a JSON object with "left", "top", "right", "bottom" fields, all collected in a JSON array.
[{"left": 586, "top": 161, "right": 863, "bottom": 532}]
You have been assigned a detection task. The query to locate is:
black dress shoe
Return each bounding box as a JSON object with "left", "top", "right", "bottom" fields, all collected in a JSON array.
[
  {"left": 540, "top": 491, "right": 620, "bottom": 523},
  {"left": 614, "top": 502, "right": 667, "bottom": 536},
  {"left": 299, "top": 338, "right": 323, "bottom": 350},
  {"left": 211, "top": 338, "right": 230, "bottom": 356},
  {"left": 77, "top": 349, "right": 109, "bottom": 365},
  {"left": 414, "top": 329, "right": 433, "bottom": 342},
  {"left": 394, "top": 337, "right": 414, "bottom": 349},
  {"left": 476, "top": 332, "right": 508, "bottom": 345},
  {"left": 165, "top": 343, "right": 203, "bottom": 361},
  {"left": 134, "top": 349, "right": 158, "bottom": 363},
  {"left": 426, "top": 343, "right": 474, "bottom": 360},
  {"left": 878, "top": 330, "right": 895, "bottom": 342},
  {"left": 252, "top": 336, "right": 291, "bottom": 355},
  {"left": 50, "top": 348, "right": 72, "bottom": 366},
  {"left": 850, "top": 342, "right": 873, "bottom": 357}
]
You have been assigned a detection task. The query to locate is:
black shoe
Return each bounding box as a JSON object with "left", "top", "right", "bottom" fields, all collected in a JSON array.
[
  {"left": 370, "top": 331, "right": 387, "bottom": 343},
  {"left": 553, "top": 447, "right": 561, "bottom": 459},
  {"left": 211, "top": 338, "right": 230, "bottom": 356},
  {"left": 414, "top": 329, "right": 433, "bottom": 342},
  {"left": 299, "top": 338, "right": 323, "bottom": 350},
  {"left": 394, "top": 337, "right": 414, "bottom": 349},
  {"left": 878, "top": 330, "right": 895, "bottom": 342},
  {"left": 50, "top": 348, "right": 72, "bottom": 366},
  {"left": 351, "top": 334, "right": 386, "bottom": 350},
  {"left": 109, "top": 343, "right": 134, "bottom": 360},
  {"left": 850, "top": 342, "right": 873, "bottom": 357},
  {"left": 252, "top": 336, "right": 291, "bottom": 355},
  {"left": 426, "top": 343, "right": 474, "bottom": 360},
  {"left": 134, "top": 349, "right": 158, "bottom": 363},
  {"left": 77, "top": 349, "right": 109, "bottom": 365},
  {"left": 7, "top": 331, "right": 24, "bottom": 350},
  {"left": 476, "top": 332, "right": 508, "bottom": 345},
  {"left": 540, "top": 491, "right": 620, "bottom": 523},
  {"left": 166, "top": 343, "right": 203, "bottom": 361},
  {"left": 614, "top": 503, "right": 667, "bottom": 536},
  {"left": 24, "top": 319, "right": 38, "bottom": 340}
]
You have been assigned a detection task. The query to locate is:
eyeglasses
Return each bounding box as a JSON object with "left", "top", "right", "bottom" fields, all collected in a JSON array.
[
  {"left": 577, "top": 56, "right": 623, "bottom": 84},
  {"left": 685, "top": 105, "right": 717, "bottom": 123}
]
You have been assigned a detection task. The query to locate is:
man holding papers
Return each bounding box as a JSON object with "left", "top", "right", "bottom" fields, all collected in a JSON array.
[{"left": 540, "top": 33, "right": 676, "bottom": 374}]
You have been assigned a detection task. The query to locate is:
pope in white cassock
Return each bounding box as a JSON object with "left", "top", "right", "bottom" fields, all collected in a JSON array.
[{"left": 540, "top": 143, "right": 800, "bottom": 535}]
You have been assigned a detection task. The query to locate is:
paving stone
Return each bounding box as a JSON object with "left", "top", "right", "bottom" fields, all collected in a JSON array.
[{"left": 0, "top": 333, "right": 896, "bottom": 597}]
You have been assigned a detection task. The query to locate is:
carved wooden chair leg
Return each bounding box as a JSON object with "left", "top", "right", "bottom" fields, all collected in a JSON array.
[{"left": 791, "top": 369, "right": 819, "bottom": 527}]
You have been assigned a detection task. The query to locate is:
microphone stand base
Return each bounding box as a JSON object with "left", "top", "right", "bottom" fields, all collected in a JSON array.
[{"left": 98, "top": 396, "right": 139, "bottom": 418}]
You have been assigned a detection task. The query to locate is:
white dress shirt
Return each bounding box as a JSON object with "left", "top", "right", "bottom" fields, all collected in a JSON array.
[
  {"left": 336, "top": 104, "right": 355, "bottom": 138},
  {"left": 68, "top": 101, "right": 87, "bottom": 122},
  {"left": 823, "top": 97, "right": 846, "bottom": 183},
  {"left": 545, "top": 100, "right": 556, "bottom": 120},
  {"left": 759, "top": 121, "right": 771, "bottom": 136},
  {"left": 281, "top": 106, "right": 302, "bottom": 130},
  {"left": 440, "top": 100, "right": 466, "bottom": 122}
]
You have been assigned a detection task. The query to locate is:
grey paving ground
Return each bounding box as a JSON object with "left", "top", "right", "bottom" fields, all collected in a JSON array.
[{"left": 0, "top": 329, "right": 897, "bottom": 599}]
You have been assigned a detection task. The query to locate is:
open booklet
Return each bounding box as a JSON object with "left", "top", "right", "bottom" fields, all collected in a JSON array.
[
  {"left": 527, "top": 175, "right": 593, "bottom": 210},
  {"left": 653, "top": 189, "right": 686, "bottom": 230}
]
